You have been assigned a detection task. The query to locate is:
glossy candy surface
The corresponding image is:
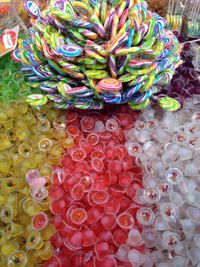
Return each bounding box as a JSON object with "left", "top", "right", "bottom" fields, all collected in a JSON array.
[
  {"left": 48, "top": 106, "right": 147, "bottom": 266},
  {"left": 0, "top": 97, "right": 65, "bottom": 266},
  {"left": 125, "top": 97, "right": 200, "bottom": 267}
]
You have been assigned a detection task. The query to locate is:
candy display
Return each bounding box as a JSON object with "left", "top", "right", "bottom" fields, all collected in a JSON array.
[
  {"left": 124, "top": 97, "right": 200, "bottom": 267},
  {"left": 0, "top": 97, "right": 66, "bottom": 266},
  {"left": 45, "top": 106, "right": 152, "bottom": 267},
  {"left": 0, "top": 0, "right": 200, "bottom": 266},
  {"left": 13, "top": 0, "right": 181, "bottom": 110}
]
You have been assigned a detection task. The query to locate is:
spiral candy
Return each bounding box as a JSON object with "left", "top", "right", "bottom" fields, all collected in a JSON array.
[{"left": 13, "top": 0, "right": 181, "bottom": 111}]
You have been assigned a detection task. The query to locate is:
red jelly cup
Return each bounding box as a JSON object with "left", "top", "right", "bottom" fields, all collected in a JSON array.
[
  {"left": 91, "top": 158, "right": 104, "bottom": 172},
  {"left": 71, "top": 148, "right": 86, "bottom": 162},
  {"left": 32, "top": 212, "right": 49, "bottom": 231},
  {"left": 86, "top": 133, "right": 100, "bottom": 145},
  {"left": 116, "top": 212, "right": 135, "bottom": 230},
  {"left": 80, "top": 116, "right": 95, "bottom": 132},
  {"left": 50, "top": 199, "right": 66, "bottom": 215},
  {"left": 69, "top": 208, "right": 88, "bottom": 225},
  {"left": 70, "top": 184, "right": 84, "bottom": 201},
  {"left": 52, "top": 169, "right": 66, "bottom": 185}
]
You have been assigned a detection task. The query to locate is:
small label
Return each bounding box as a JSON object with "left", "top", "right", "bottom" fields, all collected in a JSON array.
[{"left": 3, "top": 33, "right": 13, "bottom": 49}]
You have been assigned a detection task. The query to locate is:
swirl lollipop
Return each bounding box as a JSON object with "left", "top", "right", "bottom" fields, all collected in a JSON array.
[{"left": 13, "top": 0, "right": 181, "bottom": 110}]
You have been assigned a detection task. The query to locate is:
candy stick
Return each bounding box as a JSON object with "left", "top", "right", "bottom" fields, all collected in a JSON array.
[
  {"left": 78, "top": 28, "right": 98, "bottom": 40},
  {"left": 106, "top": 32, "right": 128, "bottom": 53},
  {"left": 111, "top": 12, "right": 119, "bottom": 38},
  {"left": 86, "top": 40, "right": 108, "bottom": 56},
  {"left": 84, "top": 48, "right": 107, "bottom": 64},
  {"left": 26, "top": 94, "right": 48, "bottom": 106},
  {"left": 90, "top": 14, "right": 106, "bottom": 38},
  {"left": 117, "top": 1, "right": 126, "bottom": 18},
  {"left": 109, "top": 55, "right": 118, "bottom": 79}
]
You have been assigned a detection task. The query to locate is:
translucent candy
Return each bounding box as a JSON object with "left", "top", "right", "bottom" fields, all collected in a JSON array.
[
  {"left": 162, "top": 231, "right": 180, "bottom": 251},
  {"left": 160, "top": 202, "right": 179, "bottom": 222},
  {"left": 69, "top": 208, "right": 87, "bottom": 225},
  {"left": 136, "top": 207, "right": 155, "bottom": 226},
  {"left": 32, "top": 212, "right": 49, "bottom": 231},
  {"left": 141, "top": 229, "right": 157, "bottom": 248},
  {"left": 128, "top": 249, "right": 145, "bottom": 267},
  {"left": 105, "top": 119, "right": 119, "bottom": 133},
  {"left": 8, "top": 250, "right": 27, "bottom": 267},
  {"left": 173, "top": 256, "right": 189, "bottom": 267},
  {"left": 143, "top": 187, "right": 161, "bottom": 204},
  {"left": 127, "top": 229, "right": 143, "bottom": 247}
]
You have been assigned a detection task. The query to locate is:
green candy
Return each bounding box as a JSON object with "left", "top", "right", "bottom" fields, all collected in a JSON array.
[
  {"left": 128, "top": 99, "right": 150, "bottom": 110},
  {"left": 84, "top": 70, "right": 109, "bottom": 79},
  {"left": 26, "top": 94, "right": 48, "bottom": 106},
  {"left": 158, "top": 97, "right": 181, "bottom": 111}
]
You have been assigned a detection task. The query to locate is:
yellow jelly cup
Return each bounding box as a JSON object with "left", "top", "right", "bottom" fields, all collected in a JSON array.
[
  {"left": 5, "top": 222, "right": 23, "bottom": 238},
  {"left": 26, "top": 231, "right": 43, "bottom": 250},
  {"left": 0, "top": 205, "right": 14, "bottom": 223},
  {"left": 36, "top": 241, "right": 54, "bottom": 260},
  {"left": 8, "top": 250, "right": 27, "bottom": 267},
  {"left": 1, "top": 240, "right": 19, "bottom": 257},
  {"left": 22, "top": 198, "right": 42, "bottom": 216},
  {"left": 0, "top": 230, "right": 6, "bottom": 245}
]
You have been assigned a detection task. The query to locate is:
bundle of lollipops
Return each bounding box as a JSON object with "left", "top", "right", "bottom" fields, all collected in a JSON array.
[{"left": 13, "top": 0, "right": 182, "bottom": 111}]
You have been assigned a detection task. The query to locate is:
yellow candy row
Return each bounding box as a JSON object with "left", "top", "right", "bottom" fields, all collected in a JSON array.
[{"left": 0, "top": 98, "right": 73, "bottom": 266}]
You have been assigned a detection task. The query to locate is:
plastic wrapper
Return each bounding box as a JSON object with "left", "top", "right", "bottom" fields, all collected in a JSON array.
[
  {"left": 0, "top": 0, "right": 27, "bottom": 57},
  {"left": 183, "top": 0, "right": 200, "bottom": 38},
  {"left": 165, "top": 0, "right": 188, "bottom": 33}
]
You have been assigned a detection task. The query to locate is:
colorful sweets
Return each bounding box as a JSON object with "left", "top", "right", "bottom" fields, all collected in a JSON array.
[
  {"left": 0, "top": 97, "right": 68, "bottom": 266},
  {"left": 13, "top": 0, "right": 181, "bottom": 111},
  {"left": 45, "top": 106, "right": 152, "bottom": 267}
]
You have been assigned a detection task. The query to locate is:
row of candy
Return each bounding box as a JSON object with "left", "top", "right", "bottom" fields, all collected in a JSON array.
[
  {"left": 44, "top": 106, "right": 157, "bottom": 267},
  {"left": 124, "top": 97, "right": 200, "bottom": 267},
  {"left": 0, "top": 98, "right": 68, "bottom": 266},
  {"left": 12, "top": 0, "right": 181, "bottom": 111}
]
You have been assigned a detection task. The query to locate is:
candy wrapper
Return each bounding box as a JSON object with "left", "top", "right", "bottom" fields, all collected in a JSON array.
[
  {"left": 183, "top": 0, "right": 200, "bottom": 38},
  {"left": 13, "top": 0, "right": 182, "bottom": 111},
  {"left": 166, "top": 0, "right": 188, "bottom": 33},
  {"left": 192, "top": 44, "right": 200, "bottom": 71},
  {"left": 0, "top": 0, "right": 27, "bottom": 57}
]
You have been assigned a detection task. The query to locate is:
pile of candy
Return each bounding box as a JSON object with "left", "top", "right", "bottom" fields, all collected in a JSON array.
[
  {"left": 13, "top": 0, "right": 181, "bottom": 110},
  {"left": 0, "top": 54, "right": 29, "bottom": 102},
  {"left": 125, "top": 97, "right": 200, "bottom": 266},
  {"left": 45, "top": 106, "right": 158, "bottom": 267},
  {"left": 0, "top": 98, "right": 66, "bottom": 266}
]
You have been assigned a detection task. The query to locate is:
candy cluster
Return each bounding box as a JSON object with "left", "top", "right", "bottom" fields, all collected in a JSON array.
[
  {"left": 13, "top": 0, "right": 181, "bottom": 110},
  {"left": 0, "top": 98, "right": 66, "bottom": 266},
  {"left": 125, "top": 98, "right": 200, "bottom": 266},
  {"left": 45, "top": 106, "right": 158, "bottom": 267},
  {"left": 0, "top": 54, "right": 29, "bottom": 102}
]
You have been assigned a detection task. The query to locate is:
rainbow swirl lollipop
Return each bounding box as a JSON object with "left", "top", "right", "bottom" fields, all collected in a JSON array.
[{"left": 13, "top": 0, "right": 181, "bottom": 110}]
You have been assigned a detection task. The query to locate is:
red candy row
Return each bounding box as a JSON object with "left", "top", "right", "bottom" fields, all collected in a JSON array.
[{"left": 45, "top": 107, "right": 144, "bottom": 267}]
